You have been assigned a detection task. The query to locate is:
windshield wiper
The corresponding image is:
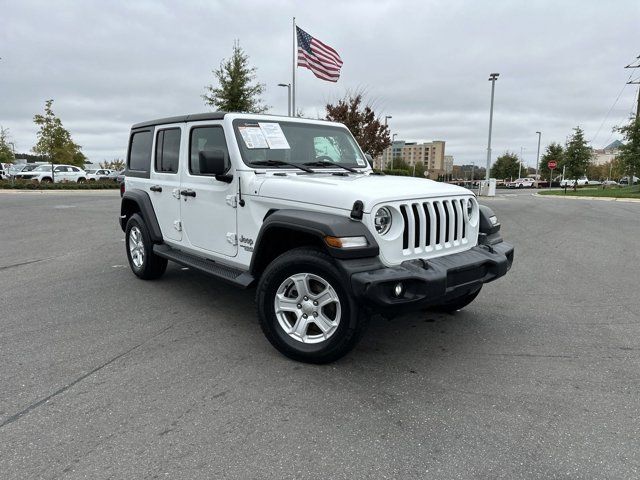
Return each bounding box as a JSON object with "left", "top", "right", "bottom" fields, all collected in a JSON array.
[
  {"left": 248, "top": 160, "right": 314, "bottom": 173},
  {"left": 303, "top": 160, "right": 359, "bottom": 173}
]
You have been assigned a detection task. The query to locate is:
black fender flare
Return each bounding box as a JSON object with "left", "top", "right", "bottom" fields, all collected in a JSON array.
[
  {"left": 119, "top": 189, "right": 163, "bottom": 243},
  {"left": 478, "top": 204, "right": 503, "bottom": 245},
  {"left": 249, "top": 209, "right": 379, "bottom": 275}
]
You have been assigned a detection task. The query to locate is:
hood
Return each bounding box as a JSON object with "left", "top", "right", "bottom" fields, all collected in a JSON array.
[{"left": 254, "top": 173, "right": 473, "bottom": 213}]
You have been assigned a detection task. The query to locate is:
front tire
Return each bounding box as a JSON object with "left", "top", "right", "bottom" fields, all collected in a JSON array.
[
  {"left": 256, "top": 247, "right": 367, "bottom": 364},
  {"left": 125, "top": 214, "right": 167, "bottom": 280}
]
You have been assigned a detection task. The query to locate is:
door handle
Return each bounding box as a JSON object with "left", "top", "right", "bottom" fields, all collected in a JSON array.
[
  {"left": 180, "top": 189, "right": 196, "bottom": 198},
  {"left": 150, "top": 185, "right": 162, "bottom": 192}
]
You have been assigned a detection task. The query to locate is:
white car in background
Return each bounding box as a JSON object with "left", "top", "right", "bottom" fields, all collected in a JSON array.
[
  {"left": 559, "top": 177, "right": 590, "bottom": 187},
  {"left": 506, "top": 178, "right": 535, "bottom": 188},
  {"left": 13, "top": 164, "right": 87, "bottom": 183},
  {"left": 85, "top": 168, "right": 117, "bottom": 181}
]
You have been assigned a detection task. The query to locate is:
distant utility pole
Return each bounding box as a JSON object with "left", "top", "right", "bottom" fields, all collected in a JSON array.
[
  {"left": 535, "top": 131, "right": 542, "bottom": 178},
  {"left": 485, "top": 73, "right": 499, "bottom": 185},
  {"left": 624, "top": 55, "right": 639, "bottom": 186}
]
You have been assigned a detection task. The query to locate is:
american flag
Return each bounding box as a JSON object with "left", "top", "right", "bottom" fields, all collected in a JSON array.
[{"left": 296, "top": 26, "right": 343, "bottom": 82}]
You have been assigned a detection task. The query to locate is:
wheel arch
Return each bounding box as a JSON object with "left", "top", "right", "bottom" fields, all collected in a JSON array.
[
  {"left": 249, "top": 209, "right": 379, "bottom": 277},
  {"left": 119, "top": 189, "right": 163, "bottom": 243}
]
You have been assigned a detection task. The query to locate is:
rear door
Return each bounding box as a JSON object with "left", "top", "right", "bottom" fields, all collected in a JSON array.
[
  {"left": 179, "top": 123, "right": 237, "bottom": 257},
  {"left": 149, "top": 125, "right": 183, "bottom": 242}
]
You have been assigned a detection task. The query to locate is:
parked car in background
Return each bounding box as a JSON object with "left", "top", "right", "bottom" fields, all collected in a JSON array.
[
  {"left": 559, "top": 177, "right": 590, "bottom": 187},
  {"left": 12, "top": 164, "right": 87, "bottom": 183},
  {"left": 85, "top": 168, "right": 116, "bottom": 181},
  {"left": 506, "top": 178, "right": 535, "bottom": 188},
  {"left": 602, "top": 180, "right": 619, "bottom": 186},
  {"left": 116, "top": 169, "right": 125, "bottom": 183},
  {"left": 7, "top": 164, "right": 37, "bottom": 177},
  {"left": 0, "top": 163, "right": 8, "bottom": 180},
  {"left": 619, "top": 176, "right": 639, "bottom": 185}
]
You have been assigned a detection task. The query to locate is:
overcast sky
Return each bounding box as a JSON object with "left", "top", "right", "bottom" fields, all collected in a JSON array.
[{"left": 1, "top": 0, "right": 639, "bottom": 166}]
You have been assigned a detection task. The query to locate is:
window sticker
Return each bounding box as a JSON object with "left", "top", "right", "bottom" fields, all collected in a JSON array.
[
  {"left": 238, "top": 126, "right": 268, "bottom": 149},
  {"left": 356, "top": 158, "right": 366, "bottom": 166},
  {"left": 258, "top": 123, "right": 291, "bottom": 149}
]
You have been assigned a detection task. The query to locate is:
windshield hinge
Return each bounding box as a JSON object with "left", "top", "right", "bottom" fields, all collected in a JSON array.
[
  {"left": 226, "top": 233, "right": 237, "bottom": 245},
  {"left": 226, "top": 195, "right": 238, "bottom": 208}
]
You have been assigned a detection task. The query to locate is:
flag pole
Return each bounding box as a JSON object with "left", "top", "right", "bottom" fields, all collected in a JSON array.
[{"left": 292, "top": 17, "right": 296, "bottom": 117}]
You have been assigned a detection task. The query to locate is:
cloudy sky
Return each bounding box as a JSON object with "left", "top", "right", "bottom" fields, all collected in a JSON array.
[{"left": 1, "top": 0, "right": 639, "bottom": 166}]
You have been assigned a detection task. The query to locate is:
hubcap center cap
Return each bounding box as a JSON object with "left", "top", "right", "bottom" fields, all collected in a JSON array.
[{"left": 301, "top": 300, "right": 315, "bottom": 316}]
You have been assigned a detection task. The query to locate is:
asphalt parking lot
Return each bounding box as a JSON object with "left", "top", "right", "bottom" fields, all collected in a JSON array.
[{"left": 1, "top": 189, "right": 639, "bottom": 479}]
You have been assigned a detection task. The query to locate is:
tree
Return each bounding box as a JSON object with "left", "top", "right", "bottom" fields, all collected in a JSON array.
[
  {"left": 564, "top": 126, "right": 592, "bottom": 180},
  {"left": 32, "top": 99, "right": 86, "bottom": 166},
  {"left": 202, "top": 41, "right": 268, "bottom": 113},
  {"left": 490, "top": 152, "right": 522, "bottom": 180},
  {"left": 0, "top": 126, "right": 16, "bottom": 163},
  {"left": 325, "top": 92, "right": 391, "bottom": 158},
  {"left": 414, "top": 161, "right": 426, "bottom": 178},
  {"left": 615, "top": 115, "right": 640, "bottom": 190},
  {"left": 100, "top": 159, "right": 125, "bottom": 170},
  {"left": 539, "top": 143, "right": 564, "bottom": 181}
]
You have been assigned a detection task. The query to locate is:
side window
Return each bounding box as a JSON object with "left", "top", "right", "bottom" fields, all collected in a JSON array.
[
  {"left": 189, "top": 126, "right": 229, "bottom": 175},
  {"left": 54, "top": 166, "right": 67, "bottom": 172},
  {"left": 155, "top": 128, "right": 181, "bottom": 174},
  {"left": 71, "top": 167, "right": 80, "bottom": 172},
  {"left": 128, "top": 130, "right": 152, "bottom": 172}
]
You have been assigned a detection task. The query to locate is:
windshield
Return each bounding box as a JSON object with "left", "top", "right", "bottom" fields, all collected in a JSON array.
[
  {"left": 33, "top": 165, "right": 53, "bottom": 172},
  {"left": 233, "top": 119, "right": 368, "bottom": 169}
]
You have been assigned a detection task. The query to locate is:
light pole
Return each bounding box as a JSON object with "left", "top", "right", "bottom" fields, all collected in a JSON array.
[
  {"left": 485, "top": 73, "right": 499, "bottom": 188},
  {"left": 277, "top": 83, "right": 291, "bottom": 116},
  {"left": 391, "top": 133, "right": 397, "bottom": 170},
  {"left": 535, "top": 131, "right": 542, "bottom": 178},
  {"left": 519, "top": 147, "right": 525, "bottom": 179},
  {"left": 384, "top": 115, "right": 392, "bottom": 126}
]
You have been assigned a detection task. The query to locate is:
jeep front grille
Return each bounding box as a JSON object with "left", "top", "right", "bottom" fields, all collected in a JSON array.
[{"left": 399, "top": 198, "right": 470, "bottom": 254}]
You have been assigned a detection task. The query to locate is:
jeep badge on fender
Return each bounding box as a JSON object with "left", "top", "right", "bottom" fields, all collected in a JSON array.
[{"left": 119, "top": 112, "right": 514, "bottom": 363}]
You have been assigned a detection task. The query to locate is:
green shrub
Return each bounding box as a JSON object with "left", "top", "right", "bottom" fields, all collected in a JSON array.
[{"left": 0, "top": 179, "right": 120, "bottom": 190}]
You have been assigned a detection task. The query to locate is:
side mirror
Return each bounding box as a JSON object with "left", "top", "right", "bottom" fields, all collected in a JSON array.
[{"left": 199, "top": 149, "right": 233, "bottom": 183}]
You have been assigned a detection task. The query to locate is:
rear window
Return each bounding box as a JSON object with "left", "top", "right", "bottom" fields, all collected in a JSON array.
[
  {"left": 155, "top": 128, "right": 181, "bottom": 174},
  {"left": 128, "top": 130, "right": 152, "bottom": 171}
]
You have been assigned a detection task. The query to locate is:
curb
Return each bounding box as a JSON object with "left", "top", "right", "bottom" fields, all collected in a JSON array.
[{"left": 533, "top": 193, "right": 640, "bottom": 204}]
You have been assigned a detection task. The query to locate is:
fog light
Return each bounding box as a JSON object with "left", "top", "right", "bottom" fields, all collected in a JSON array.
[{"left": 393, "top": 282, "right": 404, "bottom": 297}]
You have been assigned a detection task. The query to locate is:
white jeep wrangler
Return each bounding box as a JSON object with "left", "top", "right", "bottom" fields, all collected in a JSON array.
[{"left": 120, "top": 113, "right": 514, "bottom": 363}]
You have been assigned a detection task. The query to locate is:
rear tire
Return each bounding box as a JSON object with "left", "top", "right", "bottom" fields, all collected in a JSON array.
[
  {"left": 432, "top": 287, "right": 482, "bottom": 313},
  {"left": 125, "top": 214, "right": 167, "bottom": 280},
  {"left": 256, "top": 247, "right": 368, "bottom": 364}
]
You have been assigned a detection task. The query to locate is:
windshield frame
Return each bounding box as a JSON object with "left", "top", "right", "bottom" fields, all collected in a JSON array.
[{"left": 231, "top": 118, "right": 370, "bottom": 171}]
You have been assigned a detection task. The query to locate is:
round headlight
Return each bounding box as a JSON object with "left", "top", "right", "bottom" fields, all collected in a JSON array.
[
  {"left": 466, "top": 200, "right": 474, "bottom": 220},
  {"left": 374, "top": 207, "right": 392, "bottom": 235}
]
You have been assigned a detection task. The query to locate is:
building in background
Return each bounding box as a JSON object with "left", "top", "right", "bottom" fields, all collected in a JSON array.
[
  {"left": 443, "top": 155, "right": 454, "bottom": 175},
  {"left": 591, "top": 140, "right": 622, "bottom": 166},
  {"left": 375, "top": 140, "right": 447, "bottom": 179}
]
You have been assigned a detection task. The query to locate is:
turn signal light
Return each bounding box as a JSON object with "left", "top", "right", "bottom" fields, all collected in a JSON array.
[{"left": 324, "top": 236, "right": 368, "bottom": 249}]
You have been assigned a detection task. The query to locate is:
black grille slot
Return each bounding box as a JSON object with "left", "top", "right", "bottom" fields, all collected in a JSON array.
[
  {"left": 460, "top": 199, "right": 466, "bottom": 238},
  {"left": 444, "top": 201, "right": 451, "bottom": 243},
  {"left": 452, "top": 200, "right": 459, "bottom": 241},
  {"left": 422, "top": 203, "right": 431, "bottom": 246},
  {"left": 411, "top": 204, "right": 420, "bottom": 248},
  {"left": 434, "top": 202, "right": 441, "bottom": 244},
  {"left": 400, "top": 205, "right": 409, "bottom": 250}
]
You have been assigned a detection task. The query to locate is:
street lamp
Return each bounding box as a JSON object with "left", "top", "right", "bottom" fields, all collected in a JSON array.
[
  {"left": 384, "top": 115, "right": 392, "bottom": 126},
  {"left": 519, "top": 147, "right": 526, "bottom": 179},
  {"left": 535, "top": 131, "right": 542, "bottom": 178},
  {"left": 391, "top": 133, "right": 398, "bottom": 170},
  {"left": 277, "top": 83, "right": 291, "bottom": 116},
  {"left": 485, "top": 73, "right": 499, "bottom": 188}
]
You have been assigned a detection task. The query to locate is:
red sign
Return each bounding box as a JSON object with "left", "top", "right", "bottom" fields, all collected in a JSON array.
[{"left": 547, "top": 160, "right": 557, "bottom": 169}]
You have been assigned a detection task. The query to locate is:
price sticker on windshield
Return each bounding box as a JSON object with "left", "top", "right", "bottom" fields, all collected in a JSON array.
[
  {"left": 258, "top": 123, "right": 290, "bottom": 149},
  {"left": 238, "top": 126, "right": 268, "bottom": 149}
]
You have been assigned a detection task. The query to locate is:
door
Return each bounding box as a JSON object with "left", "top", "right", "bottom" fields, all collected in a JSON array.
[
  {"left": 180, "top": 123, "right": 237, "bottom": 257},
  {"left": 53, "top": 166, "right": 71, "bottom": 182},
  {"left": 150, "top": 126, "right": 182, "bottom": 242}
]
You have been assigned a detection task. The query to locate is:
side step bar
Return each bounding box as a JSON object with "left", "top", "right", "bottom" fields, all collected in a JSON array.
[{"left": 153, "top": 244, "right": 254, "bottom": 288}]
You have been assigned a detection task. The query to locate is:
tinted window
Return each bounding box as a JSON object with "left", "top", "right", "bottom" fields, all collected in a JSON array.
[
  {"left": 155, "top": 128, "right": 181, "bottom": 174},
  {"left": 129, "top": 130, "right": 152, "bottom": 171},
  {"left": 190, "top": 126, "right": 229, "bottom": 175}
]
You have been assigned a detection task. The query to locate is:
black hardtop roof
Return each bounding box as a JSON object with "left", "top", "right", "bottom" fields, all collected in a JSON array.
[{"left": 131, "top": 112, "right": 227, "bottom": 129}]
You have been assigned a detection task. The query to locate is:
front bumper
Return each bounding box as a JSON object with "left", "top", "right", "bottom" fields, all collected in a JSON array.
[{"left": 350, "top": 242, "right": 514, "bottom": 311}]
